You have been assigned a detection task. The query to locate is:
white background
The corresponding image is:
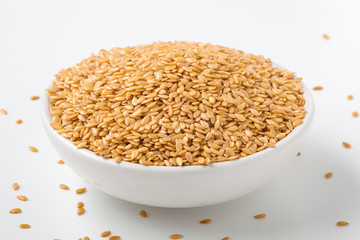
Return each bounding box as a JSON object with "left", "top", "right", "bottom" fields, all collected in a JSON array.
[{"left": 1, "top": 0, "right": 360, "bottom": 239}]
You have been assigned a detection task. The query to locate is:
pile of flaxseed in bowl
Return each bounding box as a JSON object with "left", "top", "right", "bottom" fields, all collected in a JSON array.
[{"left": 47, "top": 41, "right": 306, "bottom": 166}]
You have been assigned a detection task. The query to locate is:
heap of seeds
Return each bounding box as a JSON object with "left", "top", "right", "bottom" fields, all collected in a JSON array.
[{"left": 48, "top": 41, "right": 306, "bottom": 166}]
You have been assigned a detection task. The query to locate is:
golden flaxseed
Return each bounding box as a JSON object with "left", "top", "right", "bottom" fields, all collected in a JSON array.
[
  {"left": 100, "top": 231, "right": 111, "bottom": 238},
  {"left": 77, "top": 207, "right": 85, "bottom": 215},
  {"left": 31, "top": 96, "right": 40, "bottom": 101},
  {"left": 199, "top": 218, "right": 212, "bottom": 224},
  {"left": 17, "top": 195, "right": 28, "bottom": 201},
  {"left": 16, "top": 119, "right": 23, "bottom": 124},
  {"left": 343, "top": 142, "right": 351, "bottom": 149},
  {"left": 12, "top": 182, "right": 19, "bottom": 191},
  {"left": 325, "top": 172, "right": 333, "bottom": 179},
  {"left": 75, "top": 188, "right": 86, "bottom": 194},
  {"left": 0, "top": 109, "right": 7, "bottom": 115},
  {"left": 57, "top": 160, "right": 65, "bottom": 164},
  {"left": 109, "top": 236, "right": 121, "bottom": 240},
  {"left": 254, "top": 213, "right": 266, "bottom": 219},
  {"left": 347, "top": 95, "right": 353, "bottom": 100},
  {"left": 336, "top": 221, "right": 349, "bottom": 226},
  {"left": 48, "top": 42, "right": 306, "bottom": 166},
  {"left": 9, "top": 208, "right": 22, "bottom": 214},
  {"left": 352, "top": 111, "right": 358, "bottom": 118},
  {"left": 169, "top": 234, "right": 183, "bottom": 239},
  {"left": 323, "top": 34, "right": 330, "bottom": 40},
  {"left": 222, "top": 237, "right": 230, "bottom": 240},
  {"left": 313, "top": 86, "right": 323, "bottom": 91},
  {"left": 19, "top": 224, "right": 31, "bottom": 229},
  {"left": 29, "top": 146, "right": 38, "bottom": 152},
  {"left": 140, "top": 210, "right": 147, "bottom": 218},
  {"left": 59, "top": 184, "right": 69, "bottom": 190},
  {"left": 77, "top": 202, "right": 84, "bottom": 208},
  {"left": 297, "top": 152, "right": 301, "bottom": 156}
]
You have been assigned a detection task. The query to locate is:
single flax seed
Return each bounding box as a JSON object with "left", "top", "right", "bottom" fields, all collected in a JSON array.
[
  {"left": 108, "top": 236, "right": 121, "bottom": 240},
  {"left": 342, "top": 142, "right": 351, "bottom": 149},
  {"left": 31, "top": 96, "right": 40, "bottom": 101},
  {"left": 169, "top": 234, "right": 183, "bottom": 239},
  {"left": 16, "top": 119, "right": 23, "bottom": 124},
  {"left": 352, "top": 111, "right": 358, "bottom": 118},
  {"left": 313, "top": 86, "right": 323, "bottom": 91},
  {"left": 323, "top": 34, "right": 330, "bottom": 40},
  {"left": 9, "top": 208, "right": 22, "bottom": 214},
  {"left": 77, "top": 202, "right": 84, "bottom": 208},
  {"left": 325, "top": 172, "right": 333, "bottom": 179},
  {"left": 12, "top": 182, "right": 19, "bottom": 191},
  {"left": 19, "top": 224, "right": 31, "bottom": 229},
  {"left": 84, "top": 237, "right": 90, "bottom": 240},
  {"left": 59, "top": 184, "right": 69, "bottom": 190},
  {"left": 77, "top": 207, "right": 85, "bottom": 215},
  {"left": 199, "top": 218, "right": 212, "bottom": 224},
  {"left": 347, "top": 95, "right": 353, "bottom": 100},
  {"left": 254, "top": 213, "right": 266, "bottom": 219},
  {"left": 297, "top": 152, "right": 301, "bottom": 156},
  {"left": 222, "top": 237, "right": 230, "bottom": 240},
  {"left": 100, "top": 231, "right": 111, "bottom": 238},
  {"left": 29, "top": 146, "right": 38, "bottom": 152},
  {"left": 75, "top": 188, "right": 86, "bottom": 194},
  {"left": 337, "top": 221, "right": 349, "bottom": 226},
  {"left": 17, "top": 195, "right": 28, "bottom": 201},
  {"left": 139, "top": 210, "right": 147, "bottom": 218},
  {"left": 0, "top": 109, "right": 7, "bottom": 115},
  {"left": 57, "top": 160, "right": 65, "bottom": 164}
]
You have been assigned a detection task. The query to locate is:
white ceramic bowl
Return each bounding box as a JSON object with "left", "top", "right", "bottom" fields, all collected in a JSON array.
[{"left": 42, "top": 81, "right": 314, "bottom": 208}]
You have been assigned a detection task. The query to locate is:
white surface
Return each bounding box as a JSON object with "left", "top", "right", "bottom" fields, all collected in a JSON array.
[
  {"left": 1, "top": 0, "right": 360, "bottom": 239},
  {"left": 41, "top": 83, "right": 314, "bottom": 208}
]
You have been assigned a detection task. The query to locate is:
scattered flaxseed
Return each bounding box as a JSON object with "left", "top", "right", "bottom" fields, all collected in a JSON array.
[
  {"left": 75, "top": 188, "right": 86, "bottom": 194},
  {"left": 352, "top": 111, "right": 358, "bottom": 118},
  {"left": 31, "top": 96, "right": 40, "bottom": 101},
  {"left": 323, "top": 34, "right": 330, "bottom": 40},
  {"left": 0, "top": 109, "right": 7, "bottom": 115},
  {"left": 48, "top": 41, "right": 306, "bottom": 166},
  {"left": 101, "top": 231, "right": 111, "bottom": 238},
  {"left": 169, "top": 234, "right": 183, "bottom": 239},
  {"left": 29, "top": 146, "right": 38, "bottom": 152},
  {"left": 12, "top": 182, "right": 19, "bottom": 191},
  {"left": 254, "top": 213, "right": 266, "bottom": 219},
  {"left": 19, "top": 224, "right": 31, "bottom": 229},
  {"left": 16, "top": 119, "right": 23, "bottom": 124},
  {"left": 57, "top": 160, "right": 65, "bottom": 164},
  {"left": 325, "top": 172, "right": 333, "bottom": 179},
  {"left": 199, "top": 218, "right": 212, "bottom": 224},
  {"left": 109, "top": 236, "right": 121, "bottom": 240},
  {"left": 347, "top": 95, "right": 353, "bottom": 100},
  {"left": 77, "top": 202, "right": 84, "bottom": 208},
  {"left": 297, "top": 152, "right": 301, "bottom": 156},
  {"left": 313, "top": 86, "right": 323, "bottom": 91},
  {"left": 222, "top": 237, "right": 230, "bottom": 240},
  {"left": 77, "top": 207, "right": 85, "bottom": 216},
  {"left": 139, "top": 210, "right": 147, "bottom": 218},
  {"left": 9, "top": 208, "right": 22, "bottom": 214},
  {"left": 17, "top": 195, "right": 28, "bottom": 201},
  {"left": 336, "top": 221, "right": 349, "bottom": 226},
  {"left": 342, "top": 142, "right": 351, "bottom": 149},
  {"left": 59, "top": 184, "right": 69, "bottom": 190}
]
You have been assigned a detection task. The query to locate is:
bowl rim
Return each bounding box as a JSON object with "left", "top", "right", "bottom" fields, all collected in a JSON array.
[{"left": 42, "top": 69, "right": 314, "bottom": 173}]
